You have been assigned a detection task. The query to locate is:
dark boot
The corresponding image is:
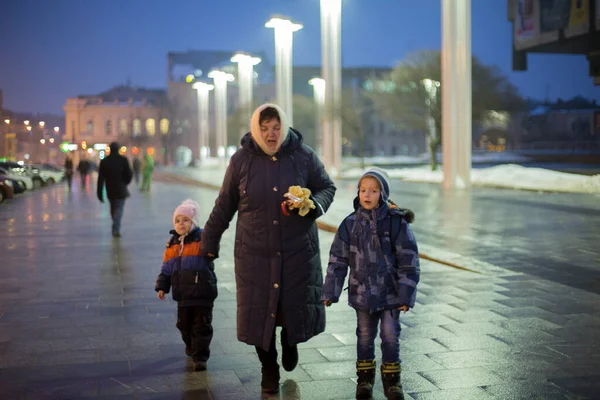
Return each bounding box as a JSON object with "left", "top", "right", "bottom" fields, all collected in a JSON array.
[
  {"left": 381, "top": 363, "right": 404, "bottom": 400},
  {"left": 256, "top": 346, "right": 280, "bottom": 394},
  {"left": 356, "top": 360, "right": 376, "bottom": 399},
  {"left": 281, "top": 329, "right": 298, "bottom": 372}
]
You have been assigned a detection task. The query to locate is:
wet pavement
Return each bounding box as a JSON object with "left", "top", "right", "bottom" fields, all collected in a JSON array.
[{"left": 1, "top": 176, "right": 599, "bottom": 399}]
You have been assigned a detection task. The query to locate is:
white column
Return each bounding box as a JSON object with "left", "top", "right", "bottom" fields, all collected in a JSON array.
[
  {"left": 309, "top": 78, "right": 326, "bottom": 158},
  {"left": 266, "top": 16, "right": 303, "bottom": 126},
  {"left": 231, "top": 53, "right": 261, "bottom": 138},
  {"left": 442, "top": 0, "right": 472, "bottom": 189},
  {"left": 193, "top": 82, "right": 214, "bottom": 165},
  {"left": 208, "top": 70, "right": 234, "bottom": 164},
  {"left": 320, "top": 0, "right": 342, "bottom": 176}
]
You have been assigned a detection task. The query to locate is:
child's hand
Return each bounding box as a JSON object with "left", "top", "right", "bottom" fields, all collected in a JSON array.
[
  {"left": 323, "top": 300, "right": 332, "bottom": 307},
  {"left": 157, "top": 290, "right": 165, "bottom": 300},
  {"left": 398, "top": 305, "right": 409, "bottom": 313}
]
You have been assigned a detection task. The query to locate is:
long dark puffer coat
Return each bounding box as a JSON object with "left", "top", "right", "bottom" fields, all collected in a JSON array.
[{"left": 202, "top": 104, "right": 336, "bottom": 351}]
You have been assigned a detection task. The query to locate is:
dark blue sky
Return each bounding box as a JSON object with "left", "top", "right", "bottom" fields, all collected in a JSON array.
[{"left": 1, "top": 0, "right": 598, "bottom": 114}]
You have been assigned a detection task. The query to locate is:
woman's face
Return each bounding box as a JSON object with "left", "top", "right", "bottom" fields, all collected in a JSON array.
[{"left": 260, "top": 118, "right": 281, "bottom": 152}]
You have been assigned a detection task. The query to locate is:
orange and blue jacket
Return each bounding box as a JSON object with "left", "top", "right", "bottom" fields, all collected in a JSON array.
[{"left": 155, "top": 227, "right": 218, "bottom": 307}]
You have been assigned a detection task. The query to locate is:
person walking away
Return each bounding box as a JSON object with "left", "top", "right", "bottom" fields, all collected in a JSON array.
[
  {"left": 140, "top": 152, "right": 154, "bottom": 192},
  {"left": 156, "top": 199, "right": 218, "bottom": 371},
  {"left": 97, "top": 142, "right": 133, "bottom": 237},
  {"left": 132, "top": 156, "right": 141, "bottom": 186},
  {"left": 322, "top": 168, "right": 420, "bottom": 400},
  {"left": 77, "top": 157, "right": 91, "bottom": 188},
  {"left": 64, "top": 154, "right": 74, "bottom": 190}
]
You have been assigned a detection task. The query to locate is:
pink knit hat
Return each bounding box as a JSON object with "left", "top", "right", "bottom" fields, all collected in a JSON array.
[{"left": 173, "top": 199, "right": 199, "bottom": 226}]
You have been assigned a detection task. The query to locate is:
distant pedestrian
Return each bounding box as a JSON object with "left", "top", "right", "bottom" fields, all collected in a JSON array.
[
  {"left": 140, "top": 152, "right": 154, "bottom": 192},
  {"left": 96, "top": 142, "right": 133, "bottom": 237},
  {"left": 132, "top": 156, "right": 141, "bottom": 185},
  {"left": 64, "top": 154, "right": 74, "bottom": 190},
  {"left": 322, "top": 168, "right": 420, "bottom": 400},
  {"left": 77, "top": 157, "right": 91, "bottom": 188},
  {"left": 155, "top": 199, "right": 217, "bottom": 372}
]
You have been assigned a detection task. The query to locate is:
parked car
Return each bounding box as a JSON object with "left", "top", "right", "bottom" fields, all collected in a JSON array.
[
  {"left": 0, "top": 176, "right": 15, "bottom": 203},
  {"left": 9, "top": 178, "right": 26, "bottom": 194},
  {"left": 0, "top": 167, "right": 33, "bottom": 190},
  {"left": 31, "top": 164, "right": 64, "bottom": 184}
]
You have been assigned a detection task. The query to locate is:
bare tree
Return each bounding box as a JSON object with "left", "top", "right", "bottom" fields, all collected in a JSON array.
[{"left": 368, "top": 50, "right": 526, "bottom": 170}]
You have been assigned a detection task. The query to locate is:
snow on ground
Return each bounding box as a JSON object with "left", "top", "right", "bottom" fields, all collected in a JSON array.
[{"left": 340, "top": 164, "right": 600, "bottom": 194}]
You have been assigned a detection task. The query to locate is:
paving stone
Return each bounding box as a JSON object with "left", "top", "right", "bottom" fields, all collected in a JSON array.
[{"left": 2, "top": 177, "right": 599, "bottom": 398}]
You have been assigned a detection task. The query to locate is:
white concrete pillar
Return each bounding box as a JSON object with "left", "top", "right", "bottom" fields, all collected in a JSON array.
[
  {"left": 442, "top": 0, "right": 472, "bottom": 189},
  {"left": 320, "top": 0, "right": 342, "bottom": 176},
  {"left": 266, "top": 17, "right": 303, "bottom": 126},
  {"left": 309, "top": 78, "right": 326, "bottom": 158},
  {"left": 193, "top": 82, "right": 213, "bottom": 165},
  {"left": 231, "top": 53, "right": 261, "bottom": 137},
  {"left": 208, "top": 70, "right": 234, "bottom": 163}
]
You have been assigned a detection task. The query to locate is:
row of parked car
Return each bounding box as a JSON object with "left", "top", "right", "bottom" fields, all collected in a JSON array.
[{"left": 0, "top": 162, "right": 66, "bottom": 203}]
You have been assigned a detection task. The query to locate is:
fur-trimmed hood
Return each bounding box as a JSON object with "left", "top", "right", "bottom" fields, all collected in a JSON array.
[{"left": 249, "top": 103, "right": 290, "bottom": 156}]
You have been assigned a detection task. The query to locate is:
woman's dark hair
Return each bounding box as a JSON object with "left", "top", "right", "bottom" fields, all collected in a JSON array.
[{"left": 259, "top": 107, "right": 280, "bottom": 125}]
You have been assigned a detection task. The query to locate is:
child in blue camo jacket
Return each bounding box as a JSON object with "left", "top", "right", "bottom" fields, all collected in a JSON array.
[{"left": 322, "top": 168, "right": 420, "bottom": 400}]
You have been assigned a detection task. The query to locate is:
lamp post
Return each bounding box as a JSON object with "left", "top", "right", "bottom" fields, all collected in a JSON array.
[
  {"left": 208, "top": 70, "right": 234, "bottom": 164},
  {"left": 192, "top": 81, "right": 214, "bottom": 165},
  {"left": 320, "top": 0, "right": 342, "bottom": 176},
  {"left": 441, "top": 0, "right": 472, "bottom": 189},
  {"left": 231, "top": 53, "right": 261, "bottom": 138},
  {"left": 422, "top": 78, "right": 441, "bottom": 170},
  {"left": 266, "top": 16, "right": 303, "bottom": 126},
  {"left": 309, "top": 77, "right": 326, "bottom": 161}
]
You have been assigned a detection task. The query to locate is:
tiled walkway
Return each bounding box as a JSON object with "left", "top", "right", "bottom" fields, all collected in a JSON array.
[{"left": 0, "top": 177, "right": 598, "bottom": 399}]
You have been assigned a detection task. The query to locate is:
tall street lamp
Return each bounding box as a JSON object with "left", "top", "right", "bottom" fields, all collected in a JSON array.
[
  {"left": 266, "top": 16, "right": 303, "bottom": 126},
  {"left": 231, "top": 53, "right": 261, "bottom": 138},
  {"left": 422, "top": 78, "right": 441, "bottom": 169},
  {"left": 192, "top": 81, "right": 214, "bottom": 165},
  {"left": 309, "top": 77, "right": 326, "bottom": 160},
  {"left": 208, "top": 70, "right": 234, "bottom": 163},
  {"left": 442, "top": 0, "right": 472, "bottom": 189},
  {"left": 320, "top": 0, "right": 342, "bottom": 176}
]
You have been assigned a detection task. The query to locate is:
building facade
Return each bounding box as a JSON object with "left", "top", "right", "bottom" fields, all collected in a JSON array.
[{"left": 62, "top": 86, "right": 170, "bottom": 164}]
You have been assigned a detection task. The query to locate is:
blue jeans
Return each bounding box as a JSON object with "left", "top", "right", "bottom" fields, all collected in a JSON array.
[
  {"left": 109, "top": 199, "right": 126, "bottom": 234},
  {"left": 356, "top": 308, "right": 401, "bottom": 364}
]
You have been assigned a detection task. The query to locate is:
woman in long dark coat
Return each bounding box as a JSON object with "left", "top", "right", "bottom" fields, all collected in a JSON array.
[{"left": 202, "top": 103, "right": 336, "bottom": 394}]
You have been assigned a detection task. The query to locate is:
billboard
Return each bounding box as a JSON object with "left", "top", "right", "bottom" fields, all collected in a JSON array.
[{"left": 539, "top": 0, "right": 590, "bottom": 37}]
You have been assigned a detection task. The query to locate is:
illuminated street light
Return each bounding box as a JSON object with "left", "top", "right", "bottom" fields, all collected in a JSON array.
[
  {"left": 4, "top": 119, "right": 9, "bottom": 124},
  {"left": 320, "top": 0, "right": 342, "bottom": 176},
  {"left": 24, "top": 120, "right": 30, "bottom": 126},
  {"left": 231, "top": 52, "right": 261, "bottom": 137},
  {"left": 441, "top": 0, "right": 472, "bottom": 188},
  {"left": 208, "top": 70, "right": 234, "bottom": 163},
  {"left": 53, "top": 126, "right": 60, "bottom": 133},
  {"left": 266, "top": 16, "right": 303, "bottom": 126},
  {"left": 422, "top": 78, "right": 441, "bottom": 170},
  {"left": 49, "top": 138, "right": 55, "bottom": 143},
  {"left": 40, "top": 139, "right": 46, "bottom": 144},
  {"left": 26, "top": 126, "right": 32, "bottom": 131},
  {"left": 192, "top": 81, "right": 214, "bottom": 165},
  {"left": 309, "top": 78, "right": 326, "bottom": 160},
  {"left": 39, "top": 121, "right": 45, "bottom": 128}
]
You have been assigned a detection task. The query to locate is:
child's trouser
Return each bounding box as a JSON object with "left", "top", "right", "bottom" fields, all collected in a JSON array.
[
  {"left": 355, "top": 308, "right": 401, "bottom": 363},
  {"left": 176, "top": 306, "right": 213, "bottom": 362}
]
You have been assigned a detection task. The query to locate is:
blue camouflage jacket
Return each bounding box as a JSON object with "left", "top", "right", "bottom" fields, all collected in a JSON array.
[{"left": 322, "top": 201, "right": 420, "bottom": 313}]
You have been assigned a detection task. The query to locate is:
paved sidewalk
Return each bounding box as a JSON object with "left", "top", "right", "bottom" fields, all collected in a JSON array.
[{"left": 0, "top": 178, "right": 599, "bottom": 399}]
